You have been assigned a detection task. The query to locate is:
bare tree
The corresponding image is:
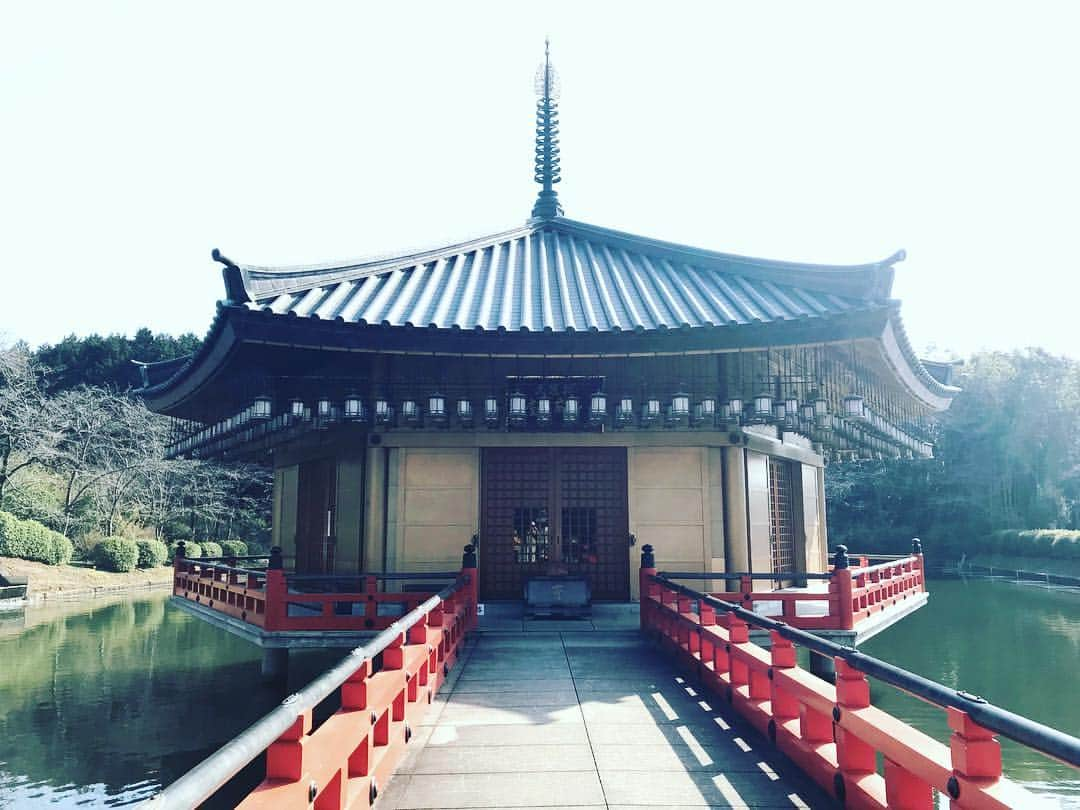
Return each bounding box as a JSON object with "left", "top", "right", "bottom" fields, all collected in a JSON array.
[{"left": 0, "top": 345, "right": 59, "bottom": 509}]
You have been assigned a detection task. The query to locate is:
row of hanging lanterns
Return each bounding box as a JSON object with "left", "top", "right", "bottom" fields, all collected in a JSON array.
[{"left": 168, "top": 386, "right": 930, "bottom": 460}]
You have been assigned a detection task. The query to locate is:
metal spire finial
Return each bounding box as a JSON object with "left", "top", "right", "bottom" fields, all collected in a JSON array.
[{"left": 531, "top": 38, "right": 564, "bottom": 220}]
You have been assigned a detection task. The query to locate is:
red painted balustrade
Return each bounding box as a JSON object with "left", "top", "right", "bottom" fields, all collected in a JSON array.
[
  {"left": 172, "top": 547, "right": 473, "bottom": 634},
  {"left": 640, "top": 548, "right": 1075, "bottom": 809},
  {"left": 663, "top": 546, "right": 926, "bottom": 633},
  {"left": 144, "top": 548, "right": 478, "bottom": 810}
]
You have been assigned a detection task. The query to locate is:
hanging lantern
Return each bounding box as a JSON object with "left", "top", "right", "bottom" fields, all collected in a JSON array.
[
  {"left": 616, "top": 395, "right": 634, "bottom": 427},
  {"left": 695, "top": 397, "right": 715, "bottom": 427},
  {"left": 671, "top": 390, "right": 690, "bottom": 418},
  {"left": 252, "top": 395, "right": 272, "bottom": 420},
  {"left": 563, "top": 395, "right": 580, "bottom": 423},
  {"left": 753, "top": 391, "right": 773, "bottom": 423},
  {"left": 374, "top": 397, "right": 393, "bottom": 425},
  {"left": 727, "top": 398, "right": 743, "bottom": 425},
  {"left": 718, "top": 401, "right": 732, "bottom": 425},
  {"left": 535, "top": 394, "right": 552, "bottom": 425},
  {"left": 813, "top": 393, "right": 831, "bottom": 431},
  {"left": 484, "top": 396, "right": 500, "bottom": 428},
  {"left": 641, "top": 397, "right": 661, "bottom": 426},
  {"left": 844, "top": 394, "right": 865, "bottom": 421},
  {"left": 800, "top": 401, "right": 815, "bottom": 426},
  {"left": 302, "top": 406, "right": 312, "bottom": 423},
  {"left": 344, "top": 392, "right": 367, "bottom": 422},
  {"left": 290, "top": 398, "right": 305, "bottom": 421},
  {"left": 588, "top": 392, "right": 607, "bottom": 425},
  {"left": 508, "top": 391, "right": 528, "bottom": 426},
  {"left": 401, "top": 398, "right": 420, "bottom": 426},
  {"left": 424, "top": 392, "right": 445, "bottom": 426},
  {"left": 456, "top": 399, "right": 474, "bottom": 426},
  {"left": 772, "top": 399, "right": 786, "bottom": 425},
  {"left": 317, "top": 397, "right": 333, "bottom": 420}
]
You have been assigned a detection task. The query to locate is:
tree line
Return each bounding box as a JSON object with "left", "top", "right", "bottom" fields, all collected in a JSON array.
[
  {"left": 825, "top": 348, "right": 1080, "bottom": 559},
  {"left": 0, "top": 332, "right": 270, "bottom": 556}
]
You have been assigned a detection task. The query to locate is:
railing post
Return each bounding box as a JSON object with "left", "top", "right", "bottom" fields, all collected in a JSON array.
[
  {"left": 739, "top": 574, "right": 753, "bottom": 612},
  {"left": 831, "top": 546, "right": 855, "bottom": 631},
  {"left": 768, "top": 629, "right": 798, "bottom": 713},
  {"left": 639, "top": 544, "right": 656, "bottom": 632},
  {"left": 461, "top": 543, "right": 478, "bottom": 631},
  {"left": 834, "top": 658, "right": 875, "bottom": 803},
  {"left": 173, "top": 541, "right": 186, "bottom": 593},
  {"left": 912, "top": 537, "right": 926, "bottom": 592},
  {"left": 947, "top": 705, "right": 1002, "bottom": 801},
  {"left": 265, "top": 546, "right": 286, "bottom": 631}
]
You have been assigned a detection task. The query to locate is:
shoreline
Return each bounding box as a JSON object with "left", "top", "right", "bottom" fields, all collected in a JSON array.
[{"left": 0, "top": 557, "right": 173, "bottom": 605}]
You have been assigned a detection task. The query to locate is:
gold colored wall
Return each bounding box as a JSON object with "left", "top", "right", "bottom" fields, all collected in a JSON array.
[
  {"left": 628, "top": 447, "right": 723, "bottom": 598},
  {"left": 388, "top": 448, "right": 480, "bottom": 574}
]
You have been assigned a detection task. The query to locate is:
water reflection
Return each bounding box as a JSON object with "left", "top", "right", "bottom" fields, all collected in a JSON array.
[
  {"left": 862, "top": 577, "right": 1080, "bottom": 807},
  {"left": 0, "top": 593, "right": 339, "bottom": 808}
]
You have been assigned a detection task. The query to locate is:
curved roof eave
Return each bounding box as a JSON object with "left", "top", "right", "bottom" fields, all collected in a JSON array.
[{"left": 873, "top": 305, "right": 960, "bottom": 411}]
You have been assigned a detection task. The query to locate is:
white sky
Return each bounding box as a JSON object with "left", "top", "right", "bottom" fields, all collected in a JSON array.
[{"left": 2, "top": 2, "right": 1078, "bottom": 359}]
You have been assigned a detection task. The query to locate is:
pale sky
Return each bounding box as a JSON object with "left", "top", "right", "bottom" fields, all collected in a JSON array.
[{"left": 2, "top": 2, "right": 1078, "bottom": 359}]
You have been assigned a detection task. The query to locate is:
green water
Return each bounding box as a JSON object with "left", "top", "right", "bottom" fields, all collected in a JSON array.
[
  {"left": 0, "top": 580, "right": 1076, "bottom": 807},
  {"left": 861, "top": 577, "right": 1080, "bottom": 807},
  {"left": 0, "top": 593, "right": 339, "bottom": 808}
]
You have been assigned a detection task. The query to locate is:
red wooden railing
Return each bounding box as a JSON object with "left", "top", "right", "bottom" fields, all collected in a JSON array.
[
  {"left": 661, "top": 542, "right": 926, "bottom": 633},
  {"left": 144, "top": 549, "right": 477, "bottom": 810},
  {"left": 172, "top": 545, "right": 476, "bottom": 634},
  {"left": 641, "top": 545, "right": 1077, "bottom": 809}
]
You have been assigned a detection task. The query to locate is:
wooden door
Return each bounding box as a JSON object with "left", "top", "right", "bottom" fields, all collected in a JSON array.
[
  {"left": 296, "top": 458, "right": 337, "bottom": 574},
  {"left": 480, "top": 447, "right": 629, "bottom": 601}
]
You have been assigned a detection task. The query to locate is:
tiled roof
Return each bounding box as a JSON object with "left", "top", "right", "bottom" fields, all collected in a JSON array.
[{"left": 226, "top": 218, "right": 901, "bottom": 334}]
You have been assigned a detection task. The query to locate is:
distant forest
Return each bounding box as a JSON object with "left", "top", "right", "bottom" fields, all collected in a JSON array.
[
  {"left": 826, "top": 349, "right": 1080, "bottom": 559},
  {"left": 3, "top": 330, "right": 1078, "bottom": 564},
  {"left": 0, "top": 331, "right": 271, "bottom": 556}
]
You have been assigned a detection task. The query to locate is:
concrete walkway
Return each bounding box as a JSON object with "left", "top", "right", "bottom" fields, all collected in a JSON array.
[{"left": 378, "top": 630, "right": 834, "bottom": 810}]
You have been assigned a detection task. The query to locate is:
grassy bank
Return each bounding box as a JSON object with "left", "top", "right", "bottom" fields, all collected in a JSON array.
[
  {"left": 959, "top": 553, "right": 1080, "bottom": 579},
  {"left": 0, "top": 557, "right": 172, "bottom": 600}
]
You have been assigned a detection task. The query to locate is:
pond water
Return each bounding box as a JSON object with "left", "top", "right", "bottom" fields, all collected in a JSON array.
[
  {"left": 0, "top": 593, "right": 339, "bottom": 807},
  {"left": 0, "top": 579, "right": 1076, "bottom": 807},
  {"left": 859, "top": 576, "right": 1080, "bottom": 808}
]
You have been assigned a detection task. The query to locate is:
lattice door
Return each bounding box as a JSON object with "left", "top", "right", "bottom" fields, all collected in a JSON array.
[
  {"left": 767, "top": 458, "right": 797, "bottom": 577},
  {"left": 557, "top": 447, "right": 629, "bottom": 600},
  {"left": 480, "top": 447, "right": 629, "bottom": 601}
]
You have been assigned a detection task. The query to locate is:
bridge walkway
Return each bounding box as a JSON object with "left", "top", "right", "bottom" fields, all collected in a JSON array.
[{"left": 378, "top": 630, "right": 833, "bottom": 810}]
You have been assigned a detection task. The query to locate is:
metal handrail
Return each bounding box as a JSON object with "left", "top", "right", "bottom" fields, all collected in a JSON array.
[
  {"left": 284, "top": 571, "right": 461, "bottom": 583},
  {"left": 142, "top": 576, "right": 464, "bottom": 809},
  {"left": 650, "top": 573, "right": 1080, "bottom": 768},
  {"left": 660, "top": 571, "right": 835, "bottom": 581},
  {"left": 178, "top": 560, "right": 268, "bottom": 578}
]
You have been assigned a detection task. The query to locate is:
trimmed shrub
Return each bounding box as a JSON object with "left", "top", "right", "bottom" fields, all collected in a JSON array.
[
  {"left": 136, "top": 539, "right": 169, "bottom": 569},
  {"left": 0, "top": 511, "right": 22, "bottom": 556},
  {"left": 245, "top": 542, "right": 269, "bottom": 557},
  {"left": 0, "top": 513, "right": 72, "bottom": 565},
  {"left": 166, "top": 540, "right": 201, "bottom": 562},
  {"left": 984, "top": 528, "right": 1080, "bottom": 559},
  {"left": 48, "top": 532, "right": 74, "bottom": 565},
  {"left": 220, "top": 540, "right": 247, "bottom": 558},
  {"left": 200, "top": 541, "right": 223, "bottom": 559},
  {"left": 95, "top": 537, "right": 140, "bottom": 573}
]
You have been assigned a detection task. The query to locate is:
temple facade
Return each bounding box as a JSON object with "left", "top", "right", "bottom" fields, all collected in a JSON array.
[{"left": 139, "top": 48, "right": 957, "bottom": 604}]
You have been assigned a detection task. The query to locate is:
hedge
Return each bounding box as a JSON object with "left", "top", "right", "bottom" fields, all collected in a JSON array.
[
  {"left": 167, "top": 540, "right": 201, "bottom": 561},
  {"left": 219, "top": 540, "right": 247, "bottom": 558},
  {"left": 95, "top": 537, "right": 140, "bottom": 573},
  {"left": 200, "top": 541, "right": 223, "bottom": 558},
  {"left": 987, "top": 529, "right": 1080, "bottom": 560},
  {"left": 0, "top": 511, "right": 74, "bottom": 565},
  {"left": 136, "top": 539, "right": 169, "bottom": 569}
]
